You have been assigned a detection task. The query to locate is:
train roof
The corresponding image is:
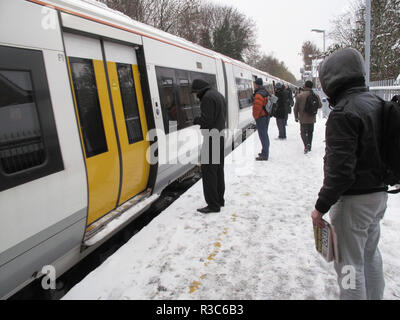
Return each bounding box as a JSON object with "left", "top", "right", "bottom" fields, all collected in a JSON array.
[{"left": 30, "top": 0, "right": 294, "bottom": 86}]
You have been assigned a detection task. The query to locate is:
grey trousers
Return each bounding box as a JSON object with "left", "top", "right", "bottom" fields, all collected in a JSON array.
[{"left": 329, "top": 192, "right": 388, "bottom": 300}]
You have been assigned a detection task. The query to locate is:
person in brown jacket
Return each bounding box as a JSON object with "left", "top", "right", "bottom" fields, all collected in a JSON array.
[
  {"left": 253, "top": 78, "right": 270, "bottom": 161},
  {"left": 293, "top": 80, "right": 322, "bottom": 154}
]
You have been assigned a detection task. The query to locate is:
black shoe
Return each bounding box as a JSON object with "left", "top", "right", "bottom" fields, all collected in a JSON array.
[
  {"left": 197, "top": 206, "right": 220, "bottom": 214},
  {"left": 256, "top": 156, "right": 268, "bottom": 161}
]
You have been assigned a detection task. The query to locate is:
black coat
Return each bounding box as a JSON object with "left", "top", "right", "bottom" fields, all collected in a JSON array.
[
  {"left": 315, "top": 87, "right": 386, "bottom": 214},
  {"left": 194, "top": 87, "right": 226, "bottom": 131},
  {"left": 275, "top": 88, "right": 290, "bottom": 119}
]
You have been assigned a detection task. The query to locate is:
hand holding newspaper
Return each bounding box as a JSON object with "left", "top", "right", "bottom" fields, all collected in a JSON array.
[{"left": 313, "top": 219, "right": 339, "bottom": 263}]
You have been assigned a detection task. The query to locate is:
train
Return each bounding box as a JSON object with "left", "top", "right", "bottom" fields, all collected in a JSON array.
[{"left": 0, "top": 0, "right": 295, "bottom": 299}]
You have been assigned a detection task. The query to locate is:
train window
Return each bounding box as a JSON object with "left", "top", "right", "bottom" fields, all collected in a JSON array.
[
  {"left": 69, "top": 57, "right": 108, "bottom": 158},
  {"left": 116, "top": 63, "right": 143, "bottom": 144},
  {"left": 156, "top": 67, "right": 178, "bottom": 134},
  {"left": 0, "top": 70, "right": 45, "bottom": 174},
  {"left": 156, "top": 66, "right": 218, "bottom": 133},
  {"left": 0, "top": 45, "right": 64, "bottom": 192},
  {"left": 177, "top": 76, "right": 194, "bottom": 130},
  {"left": 190, "top": 71, "right": 217, "bottom": 90},
  {"left": 236, "top": 78, "right": 254, "bottom": 109},
  {"left": 159, "top": 77, "right": 177, "bottom": 134}
]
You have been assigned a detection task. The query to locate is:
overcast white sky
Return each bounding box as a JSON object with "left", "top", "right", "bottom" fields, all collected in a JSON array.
[{"left": 211, "top": 0, "right": 354, "bottom": 80}]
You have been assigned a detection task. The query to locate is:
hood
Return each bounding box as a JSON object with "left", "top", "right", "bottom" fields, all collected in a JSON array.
[
  {"left": 191, "top": 78, "right": 211, "bottom": 100},
  {"left": 191, "top": 79, "right": 210, "bottom": 93},
  {"left": 318, "top": 48, "right": 366, "bottom": 99}
]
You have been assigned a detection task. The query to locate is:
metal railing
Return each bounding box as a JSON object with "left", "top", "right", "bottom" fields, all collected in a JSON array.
[{"left": 370, "top": 78, "right": 400, "bottom": 101}]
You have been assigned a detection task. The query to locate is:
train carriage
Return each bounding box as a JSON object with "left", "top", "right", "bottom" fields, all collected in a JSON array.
[{"left": 0, "top": 0, "right": 293, "bottom": 299}]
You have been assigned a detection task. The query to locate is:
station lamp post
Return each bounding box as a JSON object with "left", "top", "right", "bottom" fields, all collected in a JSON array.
[{"left": 365, "top": 0, "right": 371, "bottom": 87}]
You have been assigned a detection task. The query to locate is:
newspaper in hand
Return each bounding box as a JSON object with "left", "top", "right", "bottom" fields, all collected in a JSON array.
[{"left": 313, "top": 219, "right": 339, "bottom": 263}]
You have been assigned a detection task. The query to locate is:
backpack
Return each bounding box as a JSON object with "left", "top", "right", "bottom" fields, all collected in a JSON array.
[
  {"left": 263, "top": 94, "right": 278, "bottom": 116},
  {"left": 304, "top": 90, "right": 320, "bottom": 115},
  {"left": 391, "top": 95, "right": 400, "bottom": 105},
  {"left": 380, "top": 99, "right": 400, "bottom": 193}
]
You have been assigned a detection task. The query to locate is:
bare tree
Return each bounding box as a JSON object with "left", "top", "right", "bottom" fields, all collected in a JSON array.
[
  {"left": 301, "top": 41, "right": 321, "bottom": 71},
  {"left": 99, "top": 0, "right": 296, "bottom": 80},
  {"left": 329, "top": 0, "right": 400, "bottom": 81}
]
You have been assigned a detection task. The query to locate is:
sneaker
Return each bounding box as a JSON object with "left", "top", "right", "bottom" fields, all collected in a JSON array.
[{"left": 197, "top": 206, "right": 220, "bottom": 214}]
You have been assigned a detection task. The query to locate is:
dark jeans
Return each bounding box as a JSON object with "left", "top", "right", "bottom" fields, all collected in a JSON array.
[
  {"left": 256, "top": 116, "right": 270, "bottom": 158},
  {"left": 276, "top": 118, "right": 286, "bottom": 138},
  {"left": 300, "top": 123, "right": 314, "bottom": 150},
  {"left": 201, "top": 136, "right": 225, "bottom": 209}
]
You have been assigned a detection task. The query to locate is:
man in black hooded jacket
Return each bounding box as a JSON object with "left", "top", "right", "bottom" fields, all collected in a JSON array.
[
  {"left": 311, "top": 48, "right": 388, "bottom": 300},
  {"left": 192, "top": 79, "right": 226, "bottom": 214},
  {"left": 274, "top": 82, "right": 289, "bottom": 139}
]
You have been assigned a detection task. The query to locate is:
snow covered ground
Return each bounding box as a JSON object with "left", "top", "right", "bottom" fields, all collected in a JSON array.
[{"left": 62, "top": 114, "right": 400, "bottom": 300}]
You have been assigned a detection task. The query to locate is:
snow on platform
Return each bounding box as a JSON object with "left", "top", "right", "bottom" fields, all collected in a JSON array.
[{"left": 62, "top": 115, "right": 400, "bottom": 300}]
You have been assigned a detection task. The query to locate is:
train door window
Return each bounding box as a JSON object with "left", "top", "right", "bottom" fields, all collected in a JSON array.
[
  {"left": 69, "top": 57, "right": 108, "bottom": 158},
  {"left": 116, "top": 63, "right": 143, "bottom": 144},
  {"left": 0, "top": 45, "right": 64, "bottom": 192}
]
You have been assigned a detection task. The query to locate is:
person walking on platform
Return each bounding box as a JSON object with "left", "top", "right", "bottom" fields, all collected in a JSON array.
[
  {"left": 311, "top": 48, "right": 389, "bottom": 300},
  {"left": 274, "top": 83, "right": 289, "bottom": 139},
  {"left": 293, "top": 80, "right": 322, "bottom": 154},
  {"left": 253, "top": 78, "right": 270, "bottom": 161},
  {"left": 284, "top": 84, "right": 294, "bottom": 126},
  {"left": 192, "top": 79, "right": 226, "bottom": 214}
]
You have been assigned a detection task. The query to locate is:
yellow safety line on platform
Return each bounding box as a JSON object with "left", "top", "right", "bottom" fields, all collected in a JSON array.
[{"left": 189, "top": 214, "right": 238, "bottom": 294}]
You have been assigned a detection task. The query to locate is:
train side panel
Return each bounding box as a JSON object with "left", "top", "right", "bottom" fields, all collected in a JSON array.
[
  {"left": 0, "top": 0, "right": 87, "bottom": 299},
  {"left": 232, "top": 64, "right": 255, "bottom": 130},
  {"left": 142, "top": 36, "right": 220, "bottom": 193}
]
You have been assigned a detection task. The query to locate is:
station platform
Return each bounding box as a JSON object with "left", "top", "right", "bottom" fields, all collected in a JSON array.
[{"left": 62, "top": 116, "right": 400, "bottom": 300}]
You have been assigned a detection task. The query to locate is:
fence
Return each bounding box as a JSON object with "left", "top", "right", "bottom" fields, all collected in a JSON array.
[{"left": 370, "top": 78, "right": 400, "bottom": 101}]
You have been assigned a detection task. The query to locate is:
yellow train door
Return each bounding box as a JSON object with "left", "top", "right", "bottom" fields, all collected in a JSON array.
[
  {"left": 102, "top": 41, "right": 150, "bottom": 206},
  {"left": 64, "top": 33, "right": 150, "bottom": 228},
  {"left": 64, "top": 33, "right": 121, "bottom": 226}
]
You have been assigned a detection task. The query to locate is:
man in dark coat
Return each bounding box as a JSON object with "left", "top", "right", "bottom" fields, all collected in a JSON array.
[
  {"left": 293, "top": 80, "right": 322, "bottom": 153},
  {"left": 311, "top": 48, "right": 388, "bottom": 300},
  {"left": 192, "top": 79, "right": 226, "bottom": 214},
  {"left": 284, "top": 84, "right": 294, "bottom": 125},
  {"left": 274, "top": 83, "right": 289, "bottom": 139}
]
